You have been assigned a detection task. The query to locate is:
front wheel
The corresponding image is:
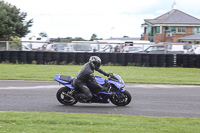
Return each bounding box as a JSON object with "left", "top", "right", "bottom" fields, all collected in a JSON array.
[
  {"left": 56, "top": 87, "right": 77, "bottom": 106},
  {"left": 110, "top": 90, "right": 131, "bottom": 106}
]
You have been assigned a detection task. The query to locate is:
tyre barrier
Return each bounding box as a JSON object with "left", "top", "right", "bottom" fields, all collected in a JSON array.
[
  {"left": 0, "top": 51, "right": 200, "bottom": 68},
  {"left": 27, "top": 52, "right": 35, "bottom": 64},
  {"left": 188, "top": 54, "right": 196, "bottom": 68},
  {"left": 68, "top": 52, "right": 76, "bottom": 64},
  {"left": 1, "top": 51, "right": 10, "bottom": 62},
  {"left": 117, "top": 53, "right": 126, "bottom": 66},
  {"left": 35, "top": 52, "right": 44, "bottom": 64},
  {"left": 59, "top": 52, "right": 68, "bottom": 64},
  {"left": 109, "top": 53, "right": 117, "bottom": 64},
  {"left": 100, "top": 53, "right": 109, "bottom": 65},
  {"left": 75, "top": 53, "right": 85, "bottom": 65},
  {"left": 84, "top": 53, "right": 93, "bottom": 63},
  {"left": 141, "top": 54, "right": 150, "bottom": 67},
  {"left": 166, "top": 54, "right": 174, "bottom": 67},
  {"left": 43, "top": 52, "right": 52, "bottom": 64},
  {"left": 133, "top": 54, "right": 142, "bottom": 66},
  {"left": 18, "top": 51, "right": 27, "bottom": 63},
  {"left": 176, "top": 54, "right": 183, "bottom": 67},
  {"left": 10, "top": 51, "right": 19, "bottom": 63},
  {"left": 149, "top": 54, "right": 158, "bottom": 67},
  {"left": 125, "top": 53, "right": 134, "bottom": 65},
  {"left": 196, "top": 55, "right": 200, "bottom": 68},
  {"left": 51, "top": 52, "right": 60, "bottom": 64},
  {"left": 157, "top": 54, "right": 166, "bottom": 67},
  {"left": 182, "top": 54, "right": 189, "bottom": 67}
]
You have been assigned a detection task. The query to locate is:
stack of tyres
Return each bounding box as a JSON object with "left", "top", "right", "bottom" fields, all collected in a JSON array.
[
  {"left": 141, "top": 54, "right": 150, "bottom": 67},
  {"left": 0, "top": 51, "right": 1, "bottom": 63},
  {"left": 125, "top": 53, "right": 134, "bottom": 66},
  {"left": 166, "top": 54, "right": 174, "bottom": 67},
  {"left": 27, "top": 51, "right": 35, "bottom": 64},
  {"left": 133, "top": 54, "right": 142, "bottom": 66},
  {"left": 10, "top": 51, "right": 19, "bottom": 63},
  {"left": 92, "top": 53, "right": 101, "bottom": 58},
  {"left": 68, "top": 52, "right": 76, "bottom": 64},
  {"left": 1, "top": 51, "right": 10, "bottom": 62},
  {"left": 84, "top": 53, "right": 93, "bottom": 63},
  {"left": 196, "top": 55, "right": 200, "bottom": 68},
  {"left": 149, "top": 54, "right": 157, "bottom": 67},
  {"left": 117, "top": 53, "right": 126, "bottom": 66},
  {"left": 100, "top": 53, "right": 109, "bottom": 65},
  {"left": 176, "top": 54, "right": 183, "bottom": 67},
  {"left": 59, "top": 52, "right": 68, "bottom": 64},
  {"left": 75, "top": 53, "right": 85, "bottom": 65},
  {"left": 109, "top": 53, "right": 117, "bottom": 65},
  {"left": 157, "top": 54, "right": 166, "bottom": 67},
  {"left": 43, "top": 52, "right": 52, "bottom": 64},
  {"left": 35, "top": 51, "right": 44, "bottom": 64},
  {"left": 51, "top": 52, "right": 60, "bottom": 64},
  {"left": 182, "top": 54, "right": 189, "bottom": 67},
  {"left": 188, "top": 54, "right": 196, "bottom": 68},
  {"left": 18, "top": 51, "right": 27, "bottom": 63}
]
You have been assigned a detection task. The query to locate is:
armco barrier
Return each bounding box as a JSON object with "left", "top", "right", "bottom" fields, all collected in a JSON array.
[{"left": 0, "top": 51, "right": 200, "bottom": 68}]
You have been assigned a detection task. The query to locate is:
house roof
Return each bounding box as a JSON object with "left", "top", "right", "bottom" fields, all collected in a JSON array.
[
  {"left": 179, "top": 33, "right": 200, "bottom": 40},
  {"left": 145, "top": 9, "right": 200, "bottom": 25},
  {"left": 106, "top": 37, "right": 140, "bottom": 40}
]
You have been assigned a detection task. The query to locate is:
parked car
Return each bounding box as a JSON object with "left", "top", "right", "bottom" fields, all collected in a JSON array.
[
  {"left": 22, "top": 45, "right": 32, "bottom": 51},
  {"left": 123, "top": 46, "right": 143, "bottom": 53},
  {"left": 140, "top": 45, "right": 185, "bottom": 54},
  {"left": 187, "top": 46, "right": 200, "bottom": 54}
]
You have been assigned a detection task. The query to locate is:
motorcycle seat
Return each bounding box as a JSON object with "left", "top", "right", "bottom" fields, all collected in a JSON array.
[{"left": 59, "top": 75, "right": 72, "bottom": 82}]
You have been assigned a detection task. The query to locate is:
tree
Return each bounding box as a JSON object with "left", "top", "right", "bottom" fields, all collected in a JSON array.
[
  {"left": 0, "top": 1, "right": 33, "bottom": 41},
  {"left": 90, "top": 34, "right": 102, "bottom": 41},
  {"left": 39, "top": 32, "right": 48, "bottom": 37}
]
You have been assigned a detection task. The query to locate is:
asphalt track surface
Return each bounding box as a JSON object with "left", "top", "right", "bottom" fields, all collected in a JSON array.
[{"left": 0, "top": 80, "right": 200, "bottom": 118}]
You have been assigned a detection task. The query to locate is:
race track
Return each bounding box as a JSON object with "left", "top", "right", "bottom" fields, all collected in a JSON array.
[{"left": 0, "top": 80, "right": 200, "bottom": 118}]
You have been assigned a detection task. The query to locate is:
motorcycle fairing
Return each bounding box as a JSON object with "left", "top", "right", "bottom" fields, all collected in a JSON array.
[{"left": 54, "top": 74, "right": 75, "bottom": 89}]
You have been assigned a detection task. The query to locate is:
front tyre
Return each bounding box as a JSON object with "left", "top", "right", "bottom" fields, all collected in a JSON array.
[
  {"left": 110, "top": 90, "right": 131, "bottom": 106},
  {"left": 56, "top": 87, "right": 77, "bottom": 106}
]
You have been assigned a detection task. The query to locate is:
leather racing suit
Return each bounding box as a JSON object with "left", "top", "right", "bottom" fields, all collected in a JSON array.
[{"left": 73, "top": 62, "right": 109, "bottom": 101}]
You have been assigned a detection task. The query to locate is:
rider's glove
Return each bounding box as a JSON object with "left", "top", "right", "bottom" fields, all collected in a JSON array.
[{"left": 107, "top": 73, "right": 113, "bottom": 77}]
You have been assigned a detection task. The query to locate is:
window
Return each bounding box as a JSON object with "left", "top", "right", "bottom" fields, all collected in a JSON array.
[
  {"left": 155, "top": 26, "right": 160, "bottom": 34},
  {"left": 176, "top": 27, "right": 186, "bottom": 33},
  {"left": 171, "top": 27, "right": 176, "bottom": 33},
  {"left": 165, "top": 26, "right": 186, "bottom": 34},
  {"left": 165, "top": 27, "right": 170, "bottom": 33},
  {"left": 193, "top": 27, "right": 200, "bottom": 33}
]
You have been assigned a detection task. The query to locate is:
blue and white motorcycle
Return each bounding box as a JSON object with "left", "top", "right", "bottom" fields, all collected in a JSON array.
[{"left": 54, "top": 73, "right": 131, "bottom": 106}]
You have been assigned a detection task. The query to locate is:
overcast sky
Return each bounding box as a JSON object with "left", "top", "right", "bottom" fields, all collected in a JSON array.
[{"left": 3, "top": 0, "right": 200, "bottom": 39}]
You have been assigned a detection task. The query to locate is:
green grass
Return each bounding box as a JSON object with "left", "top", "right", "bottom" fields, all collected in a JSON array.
[
  {"left": 0, "top": 64, "right": 200, "bottom": 85},
  {"left": 0, "top": 112, "right": 200, "bottom": 133},
  {"left": 1, "top": 65, "right": 200, "bottom": 132}
]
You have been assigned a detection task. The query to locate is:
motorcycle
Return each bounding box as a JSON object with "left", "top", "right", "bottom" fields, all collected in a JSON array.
[{"left": 54, "top": 73, "right": 131, "bottom": 106}]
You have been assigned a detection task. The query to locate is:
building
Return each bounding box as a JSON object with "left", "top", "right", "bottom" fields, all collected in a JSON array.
[
  {"left": 141, "top": 8, "right": 200, "bottom": 44},
  {"left": 179, "top": 33, "right": 200, "bottom": 44}
]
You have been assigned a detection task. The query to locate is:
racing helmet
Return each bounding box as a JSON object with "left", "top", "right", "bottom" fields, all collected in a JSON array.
[{"left": 89, "top": 56, "right": 101, "bottom": 70}]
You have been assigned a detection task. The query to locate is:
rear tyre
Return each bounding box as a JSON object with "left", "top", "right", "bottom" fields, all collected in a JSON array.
[
  {"left": 56, "top": 87, "right": 77, "bottom": 106},
  {"left": 110, "top": 90, "right": 131, "bottom": 106}
]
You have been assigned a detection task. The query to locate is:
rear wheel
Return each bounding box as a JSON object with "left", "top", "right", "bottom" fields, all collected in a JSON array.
[
  {"left": 110, "top": 90, "right": 131, "bottom": 106},
  {"left": 56, "top": 87, "right": 77, "bottom": 106}
]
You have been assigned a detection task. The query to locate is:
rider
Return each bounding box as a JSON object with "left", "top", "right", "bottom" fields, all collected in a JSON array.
[{"left": 73, "top": 56, "right": 110, "bottom": 102}]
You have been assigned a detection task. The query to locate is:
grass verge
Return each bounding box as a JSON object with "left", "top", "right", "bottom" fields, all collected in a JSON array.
[
  {"left": 0, "top": 64, "right": 200, "bottom": 85},
  {"left": 0, "top": 112, "right": 200, "bottom": 133}
]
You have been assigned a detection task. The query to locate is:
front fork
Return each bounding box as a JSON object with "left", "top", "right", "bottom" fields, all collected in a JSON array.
[{"left": 116, "top": 88, "right": 125, "bottom": 99}]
